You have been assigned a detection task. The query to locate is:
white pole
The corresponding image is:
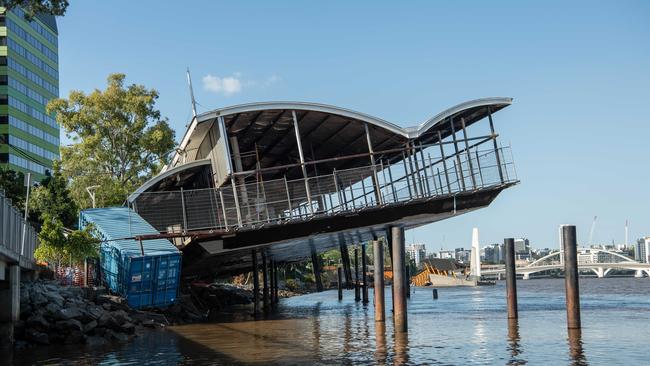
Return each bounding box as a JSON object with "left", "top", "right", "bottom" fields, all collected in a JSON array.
[{"left": 20, "top": 172, "right": 31, "bottom": 256}]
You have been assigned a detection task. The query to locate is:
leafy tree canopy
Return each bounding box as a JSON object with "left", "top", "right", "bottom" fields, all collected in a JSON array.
[
  {"left": 29, "top": 161, "right": 78, "bottom": 228},
  {"left": 47, "top": 73, "right": 176, "bottom": 209},
  {"left": 0, "top": 167, "right": 27, "bottom": 210},
  {"left": 0, "top": 0, "right": 68, "bottom": 18}
]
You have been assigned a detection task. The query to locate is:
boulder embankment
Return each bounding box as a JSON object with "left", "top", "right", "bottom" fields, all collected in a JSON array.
[{"left": 16, "top": 280, "right": 177, "bottom": 347}]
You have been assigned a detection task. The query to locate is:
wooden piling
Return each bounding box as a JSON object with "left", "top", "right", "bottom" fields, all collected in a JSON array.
[
  {"left": 338, "top": 266, "right": 343, "bottom": 301},
  {"left": 504, "top": 238, "right": 518, "bottom": 319},
  {"left": 362, "top": 242, "right": 369, "bottom": 304},
  {"left": 373, "top": 239, "right": 385, "bottom": 321},
  {"left": 391, "top": 226, "right": 407, "bottom": 332},
  {"left": 562, "top": 225, "right": 581, "bottom": 329},
  {"left": 311, "top": 251, "right": 324, "bottom": 292},
  {"left": 252, "top": 249, "right": 260, "bottom": 317},
  {"left": 262, "top": 250, "right": 269, "bottom": 310},
  {"left": 354, "top": 246, "right": 361, "bottom": 302}
]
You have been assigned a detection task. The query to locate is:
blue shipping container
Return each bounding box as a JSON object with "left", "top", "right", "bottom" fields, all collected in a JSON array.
[{"left": 80, "top": 207, "right": 181, "bottom": 309}]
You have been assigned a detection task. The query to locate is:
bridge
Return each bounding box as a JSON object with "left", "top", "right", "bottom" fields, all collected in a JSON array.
[
  {"left": 0, "top": 190, "right": 40, "bottom": 345},
  {"left": 482, "top": 249, "right": 650, "bottom": 279}
]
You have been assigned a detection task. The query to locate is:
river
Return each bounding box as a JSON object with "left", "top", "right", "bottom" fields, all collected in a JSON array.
[{"left": 5, "top": 277, "right": 650, "bottom": 365}]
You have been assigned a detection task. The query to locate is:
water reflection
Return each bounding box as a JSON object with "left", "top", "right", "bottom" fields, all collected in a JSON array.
[
  {"left": 506, "top": 318, "right": 526, "bottom": 365},
  {"left": 393, "top": 330, "right": 409, "bottom": 365},
  {"left": 8, "top": 278, "right": 650, "bottom": 365},
  {"left": 568, "top": 328, "right": 588, "bottom": 366},
  {"left": 374, "top": 321, "right": 387, "bottom": 364}
]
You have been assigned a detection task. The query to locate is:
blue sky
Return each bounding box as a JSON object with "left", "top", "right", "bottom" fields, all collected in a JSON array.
[{"left": 56, "top": 1, "right": 649, "bottom": 252}]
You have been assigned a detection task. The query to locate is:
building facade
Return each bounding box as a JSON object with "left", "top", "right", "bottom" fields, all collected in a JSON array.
[
  {"left": 406, "top": 243, "right": 426, "bottom": 267},
  {"left": 635, "top": 237, "right": 650, "bottom": 263},
  {"left": 0, "top": 7, "right": 59, "bottom": 180}
]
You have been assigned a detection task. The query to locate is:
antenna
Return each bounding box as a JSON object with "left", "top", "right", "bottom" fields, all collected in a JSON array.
[
  {"left": 186, "top": 67, "right": 197, "bottom": 118},
  {"left": 625, "top": 220, "right": 629, "bottom": 247}
]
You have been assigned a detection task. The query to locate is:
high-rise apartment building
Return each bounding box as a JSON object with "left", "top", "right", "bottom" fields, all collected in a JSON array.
[
  {"left": 0, "top": 7, "right": 59, "bottom": 180},
  {"left": 635, "top": 237, "right": 650, "bottom": 263},
  {"left": 406, "top": 243, "right": 426, "bottom": 267}
]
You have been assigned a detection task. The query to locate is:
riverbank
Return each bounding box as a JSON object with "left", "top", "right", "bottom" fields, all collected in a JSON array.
[{"left": 13, "top": 278, "right": 307, "bottom": 349}]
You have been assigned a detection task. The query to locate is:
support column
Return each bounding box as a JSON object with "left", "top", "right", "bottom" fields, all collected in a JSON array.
[
  {"left": 391, "top": 226, "right": 407, "bottom": 332},
  {"left": 252, "top": 250, "right": 260, "bottom": 317},
  {"left": 262, "top": 251, "right": 269, "bottom": 310},
  {"left": 354, "top": 246, "right": 360, "bottom": 302},
  {"left": 292, "top": 110, "right": 313, "bottom": 213},
  {"left": 562, "top": 225, "right": 581, "bottom": 329},
  {"left": 405, "top": 265, "right": 410, "bottom": 299},
  {"left": 449, "top": 117, "right": 466, "bottom": 190},
  {"left": 362, "top": 242, "right": 369, "bottom": 304},
  {"left": 340, "top": 243, "right": 353, "bottom": 289},
  {"left": 373, "top": 239, "right": 385, "bottom": 322},
  {"left": 311, "top": 251, "right": 323, "bottom": 292},
  {"left": 273, "top": 261, "right": 279, "bottom": 304},
  {"left": 487, "top": 107, "right": 505, "bottom": 183},
  {"left": 364, "top": 123, "right": 383, "bottom": 205},
  {"left": 505, "top": 238, "right": 518, "bottom": 319},
  {"left": 269, "top": 259, "right": 275, "bottom": 306},
  {"left": 337, "top": 266, "right": 343, "bottom": 301},
  {"left": 437, "top": 131, "right": 452, "bottom": 193},
  {"left": 460, "top": 117, "right": 477, "bottom": 189},
  {"left": 0, "top": 264, "right": 20, "bottom": 345}
]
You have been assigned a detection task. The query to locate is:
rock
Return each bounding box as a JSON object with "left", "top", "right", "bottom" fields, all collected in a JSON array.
[
  {"left": 83, "top": 320, "right": 98, "bottom": 334},
  {"left": 64, "top": 330, "right": 84, "bottom": 345},
  {"left": 56, "top": 307, "right": 84, "bottom": 320},
  {"left": 86, "top": 335, "right": 108, "bottom": 346},
  {"left": 101, "top": 303, "right": 112, "bottom": 311},
  {"left": 112, "top": 332, "right": 129, "bottom": 343},
  {"left": 26, "top": 314, "right": 49, "bottom": 330},
  {"left": 86, "top": 306, "right": 105, "bottom": 320},
  {"left": 141, "top": 319, "right": 156, "bottom": 328},
  {"left": 94, "top": 327, "right": 107, "bottom": 336},
  {"left": 120, "top": 322, "right": 135, "bottom": 335},
  {"left": 44, "top": 290, "right": 65, "bottom": 307},
  {"left": 55, "top": 319, "right": 83, "bottom": 333},
  {"left": 112, "top": 310, "right": 132, "bottom": 325},
  {"left": 45, "top": 302, "right": 61, "bottom": 316},
  {"left": 25, "top": 329, "right": 49, "bottom": 345},
  {"left": 97, "top": 312, "right": 120, "bottom": 330},
  {"left": 31, "top": 291, "right": 48, "bottom": 306}
]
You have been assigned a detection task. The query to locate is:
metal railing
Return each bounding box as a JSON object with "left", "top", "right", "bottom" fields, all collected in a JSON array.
[
  {"left": 0, "top": 190, "right": 39, "bottom": 262},
  {"left": 134, "top": 145, "right": 517, "bottom": 234}
]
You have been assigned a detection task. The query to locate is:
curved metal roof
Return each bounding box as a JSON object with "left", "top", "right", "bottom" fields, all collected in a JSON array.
[
  {"left": 171, "top": 97, "right": 512, "bottom": 169},
  {"left": 128, "top": 159, "right": 211, "bottom": 203}
]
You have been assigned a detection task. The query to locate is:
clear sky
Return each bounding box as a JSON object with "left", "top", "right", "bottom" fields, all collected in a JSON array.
[{"left": 56, "top": 1, "right": 649, "bottom": 252}]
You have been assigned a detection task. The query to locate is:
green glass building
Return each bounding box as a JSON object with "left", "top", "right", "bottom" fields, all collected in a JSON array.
[{"left": 0, "top": 7, "right": 59, "bottom": 180}]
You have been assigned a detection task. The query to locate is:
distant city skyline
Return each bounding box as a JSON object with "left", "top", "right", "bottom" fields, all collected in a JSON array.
[{"left": 56, "top": 1, "right": 649, "bottom": 250}]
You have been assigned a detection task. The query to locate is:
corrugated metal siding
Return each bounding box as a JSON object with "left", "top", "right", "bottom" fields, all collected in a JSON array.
[{"left": 80, "top": 207, "right": 181, "bottom": 309}]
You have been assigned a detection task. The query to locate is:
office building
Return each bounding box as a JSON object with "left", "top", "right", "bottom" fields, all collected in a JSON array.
[{"left": 0, "top": 7, "right": 59, "bottom": 179}]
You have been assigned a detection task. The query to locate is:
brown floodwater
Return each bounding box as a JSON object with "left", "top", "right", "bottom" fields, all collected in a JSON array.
[{"left": 5, "top": 277, "right": 650, "bottom": 365}]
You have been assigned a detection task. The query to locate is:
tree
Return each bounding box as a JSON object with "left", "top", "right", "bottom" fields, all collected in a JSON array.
[
  {"left": 34, "top": 214, "right": 98, "bottom": 266},
  {"left": 0, "top": 0, "right": 69, "bottom": 18},
  {"left": 0, "top": 167, "right": 27, "bottom": 210},
  {"left": 29, "top": 161, "right": 78, "bottom": 228},
  {"left": 47, "top": 73, "right": 176, "bottom": 208}
]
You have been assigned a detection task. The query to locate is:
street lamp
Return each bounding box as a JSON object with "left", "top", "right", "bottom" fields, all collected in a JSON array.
[{"left": 86, "top": 185, "right": 100, "bottom": 208}]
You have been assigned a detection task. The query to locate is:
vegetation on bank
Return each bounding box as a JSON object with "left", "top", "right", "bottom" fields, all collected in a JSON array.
[{"left": 0, "top": 73, "right": 175, "bottom": 266}]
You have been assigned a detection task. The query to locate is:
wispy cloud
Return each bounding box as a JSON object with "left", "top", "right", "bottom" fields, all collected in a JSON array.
[
  {"left": 202, "top": 73, "right": 281, "bottom": 96},
  {"left": 202, "top": 73, "right": 242, "bottom": 96}
]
